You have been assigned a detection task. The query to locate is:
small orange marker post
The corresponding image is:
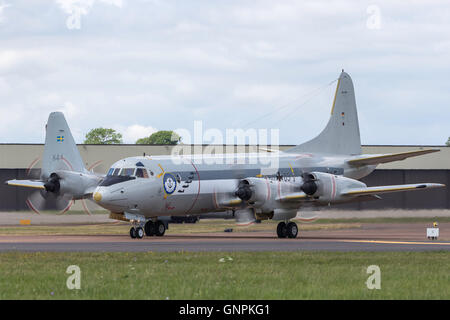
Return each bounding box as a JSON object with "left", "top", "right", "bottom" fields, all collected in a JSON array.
[{"left": 20, "top": 219, "right": 31, "bottom": 225}]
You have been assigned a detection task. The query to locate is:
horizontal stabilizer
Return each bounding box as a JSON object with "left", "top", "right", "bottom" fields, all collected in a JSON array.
[
  {"left": 6, "top": 179, "right": 45, "bottom": 189},
  {"left": 347, "top": 149, "right": 439, "bottom": 166},
  {"left": 343, "top": 183, "right": 445, "bottom": 197}
]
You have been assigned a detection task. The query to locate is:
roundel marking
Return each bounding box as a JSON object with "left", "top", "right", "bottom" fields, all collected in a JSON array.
[{"left": 163, "top": 172, "right": 177, "bottom": 195}]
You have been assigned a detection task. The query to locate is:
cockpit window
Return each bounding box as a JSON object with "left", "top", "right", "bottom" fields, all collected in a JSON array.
[
  {"left": 120, "top": 168, "right": 135, "bottom": 176},
  {"left": 99, "top": 175, "right": 136, "bottom": 187},
  {"left": 106, "top": 167, "right": 150, "bottom": 178},
  {"left": 135, "top": 168, "right": 149, "bottom": 178}
]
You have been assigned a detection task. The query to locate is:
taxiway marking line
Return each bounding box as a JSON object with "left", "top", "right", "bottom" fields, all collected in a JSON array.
[{"left": 338, "top": 239, "right": 450, "bottom": 246}]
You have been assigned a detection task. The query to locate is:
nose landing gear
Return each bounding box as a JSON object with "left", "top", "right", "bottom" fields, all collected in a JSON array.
[
  {"left": 130, "top": 227, "right": 137, "bottom": 239},
  {"left": 136, "top": 227, "right": 144, "bottom": 239},
  {"left": 129, "top": 226, "right": 144, "bottom": 239}
]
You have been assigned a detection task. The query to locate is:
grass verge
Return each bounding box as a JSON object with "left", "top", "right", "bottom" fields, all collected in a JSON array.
[
  {"left": 0, "top": 251, "right": 448, "bottom": 299},
  {"left": 0, "top": 219, "right": 360, "bottom": 236}
]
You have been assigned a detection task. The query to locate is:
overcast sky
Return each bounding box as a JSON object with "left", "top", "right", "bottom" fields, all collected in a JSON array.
[{"left": 0, "top": 0, "right": 449, "bottom": 145}]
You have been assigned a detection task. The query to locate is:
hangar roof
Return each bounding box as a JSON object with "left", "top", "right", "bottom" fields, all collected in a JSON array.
[{"left": 0, "top": 144, "right": 448, "bottom": 172}]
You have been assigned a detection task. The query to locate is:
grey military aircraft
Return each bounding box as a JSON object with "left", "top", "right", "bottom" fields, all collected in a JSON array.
[{"left": 6, "top": 71, "right": 445, "bottom": 239}]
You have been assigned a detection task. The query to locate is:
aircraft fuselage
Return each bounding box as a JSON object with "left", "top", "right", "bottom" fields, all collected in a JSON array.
[{"left": 93, "top": 152, "right": 375, "bottom": 218}]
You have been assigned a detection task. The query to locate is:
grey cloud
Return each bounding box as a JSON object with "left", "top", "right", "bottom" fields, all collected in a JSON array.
[{"left": 0, "top": 0, "right": 449, "bottom": 145}]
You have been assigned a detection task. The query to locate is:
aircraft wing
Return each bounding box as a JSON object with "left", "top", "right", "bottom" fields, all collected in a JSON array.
[
  {"left": 6, "top": 179, "right": 45, "bottom": 189},
  {"left": 347, "top": 149, "right": 439, "bottom": 166},
  {"left": 277, "top": 193, "right": 309, "bottom": 202},
  {"left": 258, "top": 147, "right": 280, "bottom": 153},
  {"left": 343, "top": 183, "right": 445, "bottom": 197}
]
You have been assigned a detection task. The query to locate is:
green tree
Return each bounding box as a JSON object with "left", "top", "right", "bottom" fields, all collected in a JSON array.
[
  {"left": 84, "top": 128, "right": 123, "bottom": 144},
  {"left": 136, "top": 130, "right": 181, "bottom": 145},
  {"left": 447, "top": 137, "right": 450, "bottom": 146}
]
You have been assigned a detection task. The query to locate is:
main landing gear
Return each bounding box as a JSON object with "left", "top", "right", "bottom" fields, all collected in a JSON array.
[
  {"left": 276, "top": 221, "right": 298, "bottom": 239},
  {"left": 144, "top": 220, "right": 166, "bottom": 237},
  {"left": 129, "top": 220, "right": 167, "bottom": 239}
]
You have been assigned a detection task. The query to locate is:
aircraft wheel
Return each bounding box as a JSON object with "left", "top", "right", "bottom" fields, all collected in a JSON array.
[
  {"left": 130, "top": 227, "right": 137, "bottom": 239},
  {"left": 277, "top": 222, "right": 287, "bottom": 238},
  {"left": 144, "top": 220, "right": 155, "bottom": 236},
  {"left": 136, "top": 227, "right": 144, "bottom": 239},
  {"left": 155, "top": 221, "right": 166, "bottom": 237},
  {"left": 286, "top": 222, "right": 298, "bottom": 239}
]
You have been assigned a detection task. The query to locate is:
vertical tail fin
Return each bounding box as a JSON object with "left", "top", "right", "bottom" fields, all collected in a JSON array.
[
  {"left": 285, "top": 71, "right": 362, "bottom": 155},
  {"left": 41, "top": 112, "right": 87, "bottom": 179}
]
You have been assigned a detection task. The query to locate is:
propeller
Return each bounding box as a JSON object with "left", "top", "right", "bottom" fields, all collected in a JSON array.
[
  {"left": 300, "top": 172, "right": 318, "bottom": 196},
  {"left": 26, "top": 188, "right": 74, "bottom": 215},
  {"left": 235, "top": 180, "right": 252, "bottom": 201},
  {"left": 295, "top": 209, "right": 320, "bottom": 223},
  {"left": 24, "top": 157, "right": 103, "bottom": 215},
  {"left": 81, "top": 160, "right": 106, "bottom": 215},
  {"left": 44, "top": 173, "right": 61, "bottom": 193},
  {"left": 25, "top": 168, "right": 74, "bottom": 214},
  {"left": 235, "top": 208, "right": 256, "bottom": 226}
]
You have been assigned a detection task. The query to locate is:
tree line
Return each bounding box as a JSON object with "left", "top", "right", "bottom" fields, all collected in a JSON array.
[
  {"left": 85, "top": 127, "right": 450, "bottom": 146},
  {"left": 84, "top": 128, "right": 181, "bottom": 145}
]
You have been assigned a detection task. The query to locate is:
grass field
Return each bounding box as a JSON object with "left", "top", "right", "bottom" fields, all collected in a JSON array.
[
  {"left": 1, "top": 215, "right": 450, "bottom": 236},
  {"left": 1, "top": 215, "right": 449, "bottom": 236},
  {"left": 0, "top": 251, "right": 448, "bottom": 299},
  {"left": 0, "top": 219, "right": 361, "bottom": 235}
]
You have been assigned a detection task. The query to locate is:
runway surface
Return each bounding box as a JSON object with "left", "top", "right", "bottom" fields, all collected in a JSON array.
[{"left": 0, "top": 223, "right": 449, "bottom": 252}]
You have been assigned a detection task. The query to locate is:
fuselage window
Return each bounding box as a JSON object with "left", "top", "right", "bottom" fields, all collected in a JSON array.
[
  {"left": 135, "top": 168, "right": 149, "bottom": 178},
  {"left": 107, "top": 168, "right": 114, "bottom": 176},
  {"left": 120, "top": 168, "right": 135, "bottom": 176},
  {"left": 112, "top": 168, "right": 121, "bottom": 176}
]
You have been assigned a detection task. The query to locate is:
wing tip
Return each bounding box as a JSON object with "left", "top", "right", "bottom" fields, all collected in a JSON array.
[
  {"left": 348, "top": 148, "right": 442, "bottom": 166},
  {"left": 418, "top": 148, "right": 441, "bottom": 155},
  {"left": 6, "top": 180, "right": 46, "bottom": 189},
  {"left": 425, "top": 183, "right": 446, "bottom": 188}
]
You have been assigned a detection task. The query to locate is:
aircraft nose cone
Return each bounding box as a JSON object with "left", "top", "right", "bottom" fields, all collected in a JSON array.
[
  {"left": 93, "top": 192, "right": 102, "bottom": 202},
  {"left": 92, "top": 186, "right": 128, "bottom": 212}
]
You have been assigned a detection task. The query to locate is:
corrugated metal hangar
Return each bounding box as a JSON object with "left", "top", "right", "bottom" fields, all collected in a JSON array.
[{"left": 1, "top": 144, "right": 449, "bottom": 211}]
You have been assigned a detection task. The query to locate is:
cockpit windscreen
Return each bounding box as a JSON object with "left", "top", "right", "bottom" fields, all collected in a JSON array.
[{"left": 106, "top": 167, "right": 150, "bottom": 179}]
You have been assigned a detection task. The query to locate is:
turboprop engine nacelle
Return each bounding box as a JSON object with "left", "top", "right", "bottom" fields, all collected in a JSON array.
[
  {"left": 301, "top": 172, "right": 366, "bottom": 203},
  {"left": 235, "top": 177, "right": 271, "bottom": 209},
  {"left": 44, "top": 170, "right": 100, "bottom": 199}
]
